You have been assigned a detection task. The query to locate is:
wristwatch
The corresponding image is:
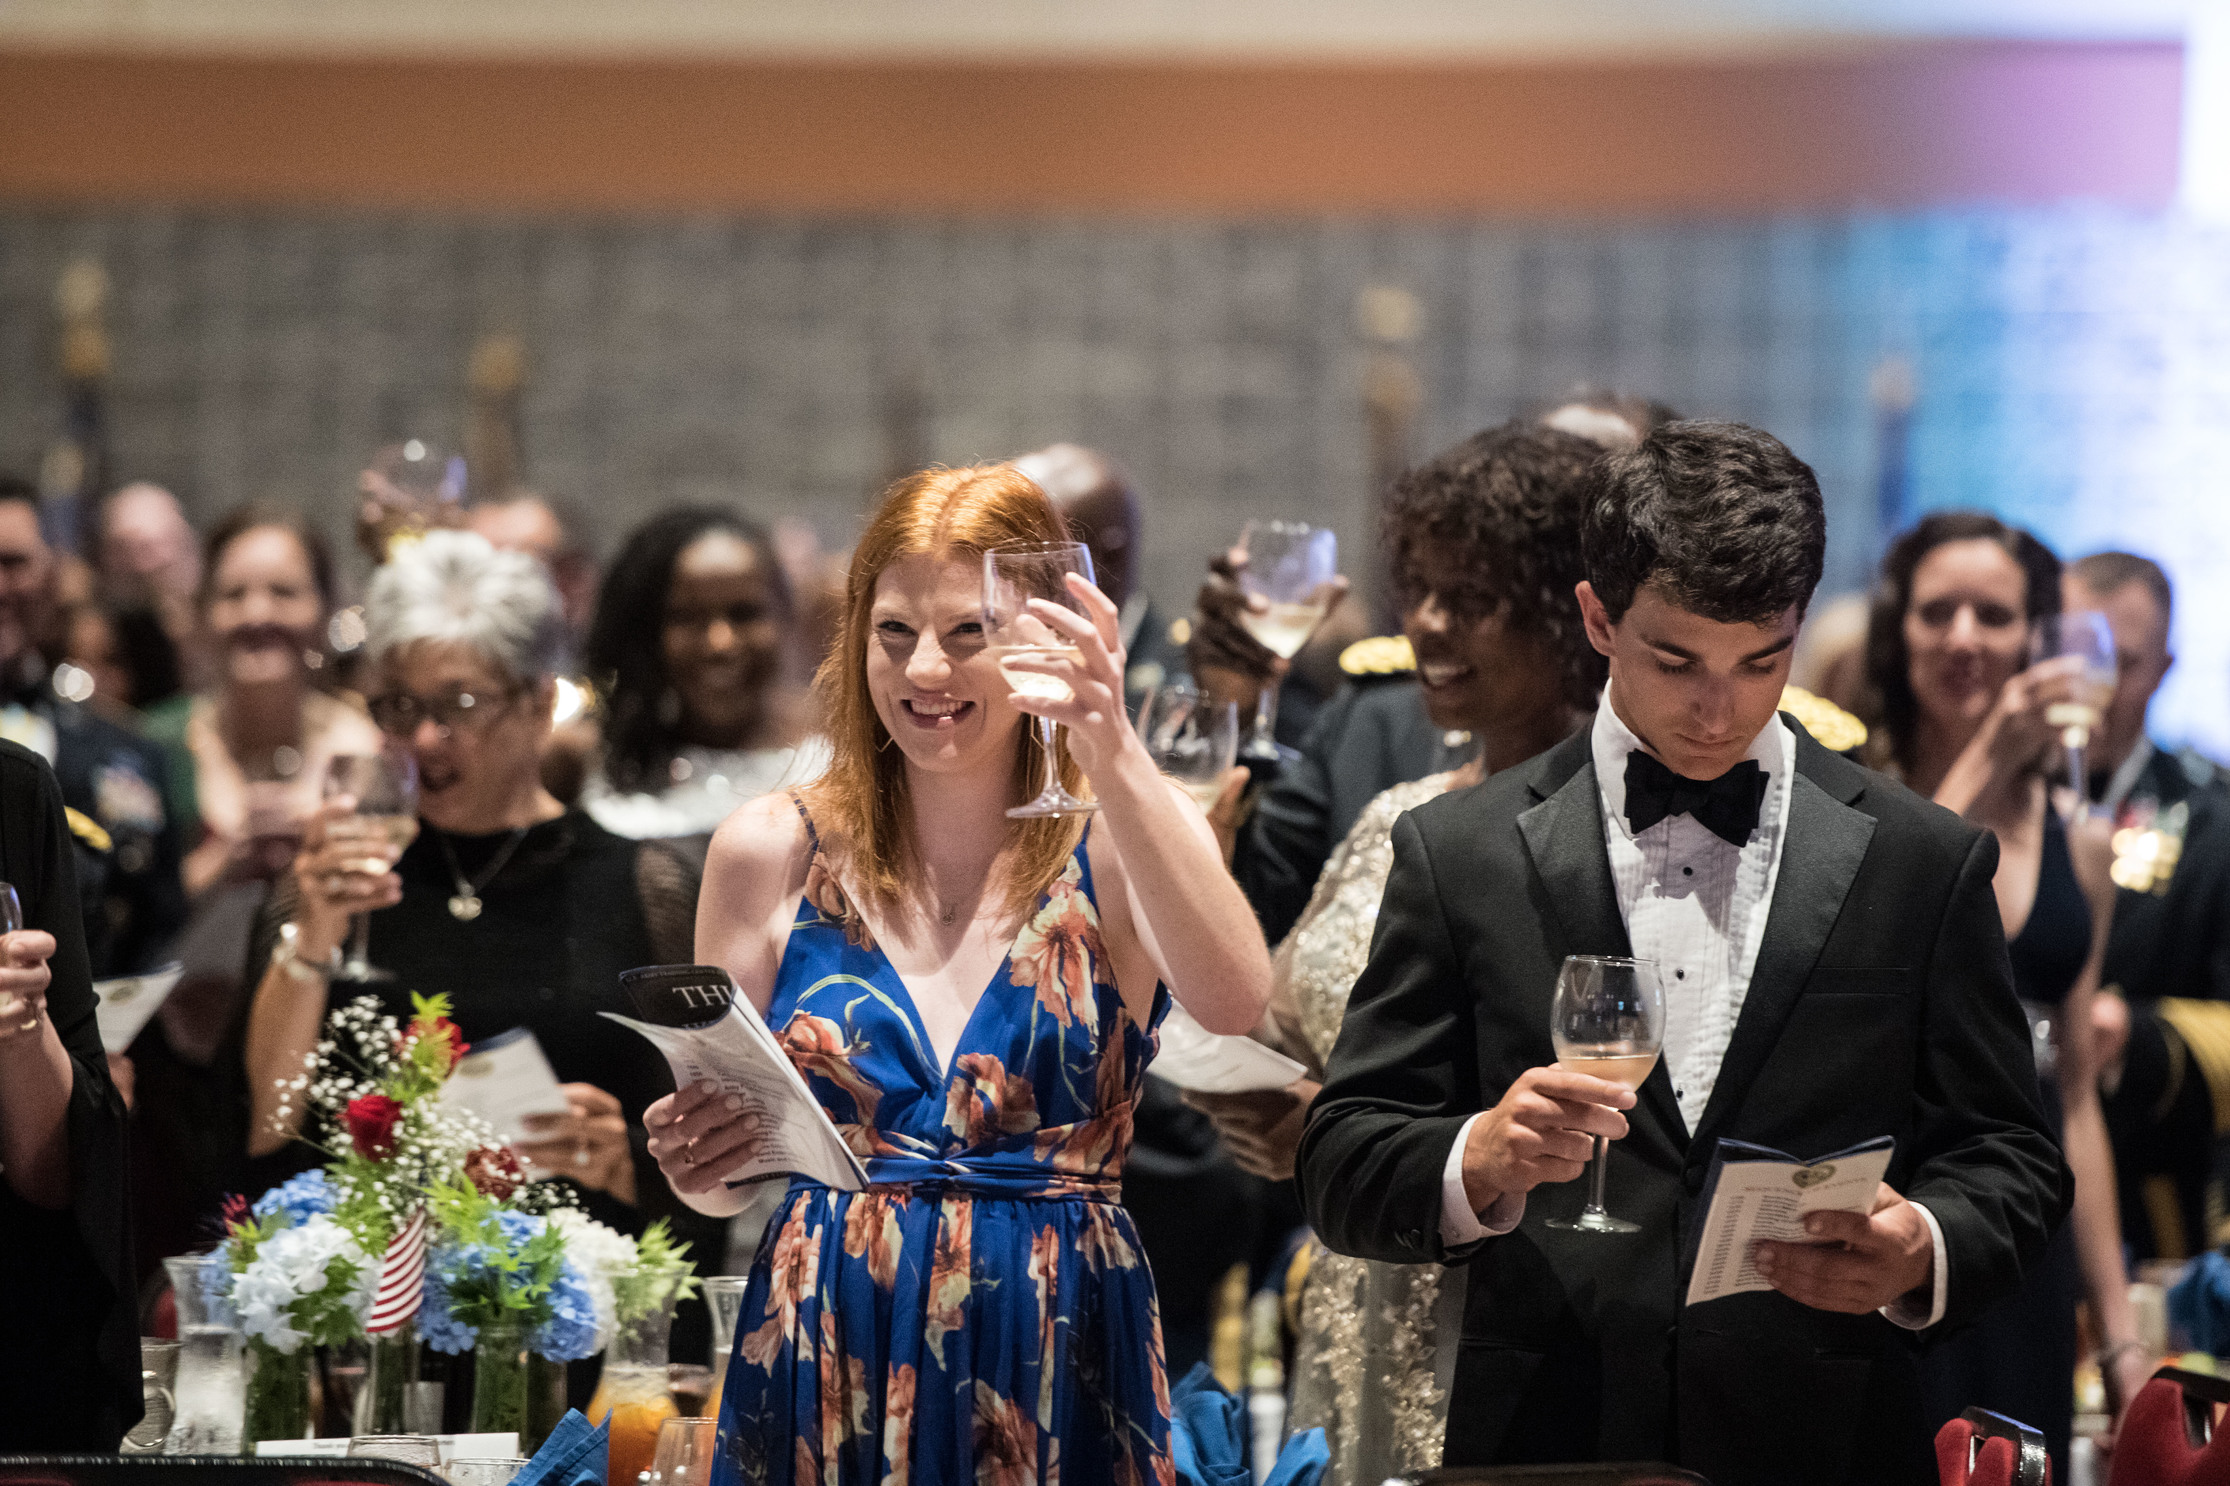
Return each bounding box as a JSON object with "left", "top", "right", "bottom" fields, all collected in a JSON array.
[{"left": 272, "top": 922, "right": 341, "bottom": 985}]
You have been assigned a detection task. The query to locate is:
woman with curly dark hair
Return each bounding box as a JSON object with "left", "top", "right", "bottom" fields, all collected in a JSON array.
[
  {"left": 1190, "top": 419, "right": 1605, "bottom": 1485},
  {"left": 1863, "top": 512, "right": 2143, "bottom": 1476},
  {"left": 580, "top": 507, "right": 823, "bottom": 839}
]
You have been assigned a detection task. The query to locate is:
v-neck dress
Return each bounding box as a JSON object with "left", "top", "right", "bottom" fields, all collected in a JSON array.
[{"left": 712, "top": 808, "right": 1175, "bottom": 1486}]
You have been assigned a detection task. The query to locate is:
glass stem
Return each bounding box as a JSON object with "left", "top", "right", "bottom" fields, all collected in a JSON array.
[
  {"left": 2066, "top": 739, "right": 2089, "bottom": 814},
  {"left": 1253, "top": 682, "right": 1280, "bottom": 749},
  {"left": 1586, "top": 1135, "right": 1610, "bottom": 1217},
  {"left": 349, "top": 912, "right": 372, "bottom": 972},
  {"left": 1038, "top": 718, "right": 1060, "bottom": 799}
]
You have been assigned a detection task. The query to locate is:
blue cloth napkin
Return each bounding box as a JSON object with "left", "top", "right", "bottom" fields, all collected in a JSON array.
[
  {"left": 510, "top": 1408, "right": 610, "bottom": 1486},
  {"left": 1262, "top": 1428, "right": 1328, "bottom": 1486},
  {"left": 1169, "top": 1363, "right": 1250, "bottom": 1486}
]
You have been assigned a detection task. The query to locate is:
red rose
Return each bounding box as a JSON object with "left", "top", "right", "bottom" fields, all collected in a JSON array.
[
  {"left": 465, "top": 1146, "right": 524, "bottom": 1201},
  {"left": 221, "top": 1192, "right": 251, "bottom": 1234},
  {"left": 345, "top": 1092, "right": 404, "bottom": 1160}
]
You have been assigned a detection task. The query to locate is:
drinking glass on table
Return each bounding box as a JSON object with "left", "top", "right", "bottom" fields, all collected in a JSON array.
[
  {"left": 1234, "top": 521, "right": 1341, "bottom": 762},
  {"left": 1136, "top": 680, "right": 1241, "bottom": 814},
  {"left": 984, "top": 541, "right": 1100, "bottom": 819},
  {"left": 348, "top": 1433, "right": 442, "bottom": 1467},
  {"left": 649, "top": 1415, "right": 720, "bottom": 1486},
  {"left": 322, "top": 752, "right": 421, "bottom": 981},
  {"left": 2032, "top": 611, "right": 2117, "bottom": 811},
  {"left": 1545, "top": 954, "right": 1665, "bottom": 1235}
]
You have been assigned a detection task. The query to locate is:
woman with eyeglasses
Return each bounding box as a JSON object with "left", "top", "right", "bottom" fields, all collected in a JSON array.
[{"left": 240, "top": 531, "right": 706, "bottom": 1246}]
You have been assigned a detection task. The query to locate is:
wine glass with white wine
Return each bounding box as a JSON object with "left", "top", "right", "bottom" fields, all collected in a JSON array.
[
  {"left": 1234, "top": 521, "right": 1342, "bottom": 763},
  {"left": 321, "top": 752, "right": 421, "bottom": 981},
  {"left": 1135, "top": 680, "right": 1241, "bottom": 814},
  {"left": 984, "top": 542, "right": 1100, "bottom": 818},
  {"left": 1545, "top": 955, "right": 1666, "bottom": 1235},
  {"left": 2032, "top": 612, "right": 2117, "bottom": 811}
]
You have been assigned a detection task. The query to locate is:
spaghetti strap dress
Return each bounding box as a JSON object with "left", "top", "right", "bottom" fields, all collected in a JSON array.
[{"left": 711, "top": 801, "right": 1176, "bottom": 1486}]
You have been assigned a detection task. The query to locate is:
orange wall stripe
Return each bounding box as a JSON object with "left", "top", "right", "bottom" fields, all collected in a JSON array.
[{"left": 0, "top": 43, "right": 2182, "bottom": 214}]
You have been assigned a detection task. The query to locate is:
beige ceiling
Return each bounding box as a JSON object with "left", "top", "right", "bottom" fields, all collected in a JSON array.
[{"left": 0, "top": 0, "right": 2196, "bottom": 60}]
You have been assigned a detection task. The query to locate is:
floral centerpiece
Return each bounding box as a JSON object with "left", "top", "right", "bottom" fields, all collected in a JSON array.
[{"left": 220, "top": 1173, "right": 376, "bottom": 1443}]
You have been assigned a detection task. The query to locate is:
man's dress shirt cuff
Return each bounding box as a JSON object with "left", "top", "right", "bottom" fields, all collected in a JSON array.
[
  {"left": 1881, "top": 1201, "right": 1949, "bottom": 1330},
  {"left": 1440, "top": 1112, "right": 1526, "bottom": 1244}
]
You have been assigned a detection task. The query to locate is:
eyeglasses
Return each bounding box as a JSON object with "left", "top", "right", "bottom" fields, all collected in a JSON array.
[{"left": 368, "top": 686, "right": 519, "bottom": 737}]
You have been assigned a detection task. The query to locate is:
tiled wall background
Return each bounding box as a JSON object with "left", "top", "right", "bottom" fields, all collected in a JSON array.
[{"left": 3, "top": 207, "right": 2228, "bottom": 749}]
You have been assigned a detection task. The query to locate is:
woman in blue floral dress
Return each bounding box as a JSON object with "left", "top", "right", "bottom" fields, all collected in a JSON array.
[{"left": 645, "top": 464, "right": 1274, "bottom": 1484}]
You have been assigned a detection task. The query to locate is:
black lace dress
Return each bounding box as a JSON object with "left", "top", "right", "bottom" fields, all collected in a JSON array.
[{"left": 1919, "top": 805, "right": 2086, "bottom": 1479}]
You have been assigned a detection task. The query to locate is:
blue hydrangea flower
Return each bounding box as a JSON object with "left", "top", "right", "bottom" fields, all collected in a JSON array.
[
  {"left": 416, "top": 1253, "right": 479, "bottom": 1354},
  {"left": 251, "top": 1170, "right": 335, "bottom": 1227},
  {"left": 533, "top": 1259, "right": 601, "bottom": 1363}
]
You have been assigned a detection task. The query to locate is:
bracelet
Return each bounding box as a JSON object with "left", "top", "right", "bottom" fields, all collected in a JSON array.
[{"left": 272, "top": 922, "right": 340, "bottom": 986}]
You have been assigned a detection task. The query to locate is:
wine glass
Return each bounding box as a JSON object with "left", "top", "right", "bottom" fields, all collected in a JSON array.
[
  {"left": 648, "top": 1416, "right": 720, "bottom": 1486},
  {"left": 1135, "top": 680, "right": 1241, "bottom": 815},
  {"left": 1234, "top": 521, "right": 1341, "bottom": 763},
  {"left": 358, "top": 439, "right": 467, "bottom": 562},
  {"left": 983, "top": 542, "right": 1099, "bottom": 819},
  {"left": 322, "top": 752, "right": 422, "bottom": 981},
  {"left": 2032, "top": 611, "right": 2118, "bottom": 811},
  {"left": 1544, "top": 955, "right": 1665, "bottom": 1235}
]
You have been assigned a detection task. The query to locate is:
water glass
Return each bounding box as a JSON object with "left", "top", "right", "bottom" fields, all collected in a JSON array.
[
  {"left": 649, "top": 1415, "right": 720, "bottom": 1486},
  {"left": 162, "top": 1252, "right": 245, "bottom": 1455},
  {"left": 122, "top": 1339, "right": 181, "bottom": 1454},
  {"left": 349, "top": 1434, "right": 443, "bottom": 1467},
  {"left": 445, "top": 1457, "right": 530, "bottom": 1486}
]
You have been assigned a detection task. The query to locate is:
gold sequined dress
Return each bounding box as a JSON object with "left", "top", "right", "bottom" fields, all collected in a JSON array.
[{"left": 1280, "top": 774, "right": 1458, "bottom": 1486}]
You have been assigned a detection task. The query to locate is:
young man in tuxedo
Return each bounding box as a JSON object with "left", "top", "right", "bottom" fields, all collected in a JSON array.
[{"left": 1296, "top": 421, "right": 2067, "bottom": 1486}]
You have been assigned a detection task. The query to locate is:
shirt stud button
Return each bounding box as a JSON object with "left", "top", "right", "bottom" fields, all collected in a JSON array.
[
  {"left": 1676, "top": 969, "right": 1686, "bottom": 980},
  {"left": 1683, "top": 866, "right": 1693, "bottom": 876}
]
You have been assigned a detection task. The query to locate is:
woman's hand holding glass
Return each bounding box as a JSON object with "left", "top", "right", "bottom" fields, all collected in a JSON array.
[
  {"left": 0, "top": 885, "right": 54, "bottom": 1052},
  {"left": 645, "top": 1081, "right": 766, "bottom": 1202},
  {"left": 287, "top": 797, "right": 406, "bottom": 968},
  {"left": 996, "top": 572, "right": 1139, "bottom": 780}
]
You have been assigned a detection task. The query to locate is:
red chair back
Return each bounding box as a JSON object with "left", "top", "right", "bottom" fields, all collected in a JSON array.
[
  {"left": 2106, "top": 1368, "right": 2230, "bottom": 1486},
  {"left": 1936, "top": 1409, "right": 2050, "bottom": 1486}
]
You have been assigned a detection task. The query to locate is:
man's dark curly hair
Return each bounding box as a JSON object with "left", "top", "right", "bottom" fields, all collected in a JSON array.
[
  {"left": 1863, "top": 510, "right": 2061, "bottom": 774},
  {"left": 1581, "top": 419, "right": 1825, "bottom": 626},
  {"left": 585, "top": 504, "right": 791, "bottom": 795},
  {"left": 1381, "top": 420, "right": 1608, "bottom": 710}
]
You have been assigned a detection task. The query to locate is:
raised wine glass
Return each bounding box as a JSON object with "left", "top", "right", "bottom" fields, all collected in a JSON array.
[
  {"left": 984, "top": 542, "right": 1099, "bottom": 818},
  {"left": 322, "top": 751, "right": 421, "bottom": 981},
  {"left": 1545, "top": 954, "right": 1666, "bottom": 1235},
  {"left": 1234, "top": 521, "right": 1341, "bottom": 763},
  {"left": 2032, "top": 611, "right": 2117, "bottom": 812},
  {"left": 1135, "top": 680, "right": 1241, "bottom": 815},
  {"left": 0, "top": 882, "right": 21, "bottom": 1023}
]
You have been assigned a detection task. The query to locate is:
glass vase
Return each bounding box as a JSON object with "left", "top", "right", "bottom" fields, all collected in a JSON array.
[
  {"left": 357, "top": 1328, "right": 420, "bottom": 1435},
  {"left": 242, "top": 1340, "right": 314, "bottom": 1447},
  {"left": 471, "top": 1318, "right": 531, "bottom": 1438},
  {"left": 524, "top": 1352, "right": 571, "bottom": 1458},
  {"left": 587, "top": 1297, "right": 679, "bottom": 1486}
]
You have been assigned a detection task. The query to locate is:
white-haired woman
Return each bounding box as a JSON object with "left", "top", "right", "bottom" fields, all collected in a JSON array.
[{"left": 241, "top": 531, "right": 703, "bottom": 1238}]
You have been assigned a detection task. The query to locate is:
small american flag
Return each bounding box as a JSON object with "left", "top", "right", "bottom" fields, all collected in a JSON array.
[{"left": 366, "top": 1204, "right": 426, "bottom": 1335}]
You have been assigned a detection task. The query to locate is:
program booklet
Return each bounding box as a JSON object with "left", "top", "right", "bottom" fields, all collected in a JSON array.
[
  {"left": 1684, "top": 1135, "right": 1896, "bottom": 1307},
  {"left": 604, "top": 964, "right": 869, "bottom": 1193}
]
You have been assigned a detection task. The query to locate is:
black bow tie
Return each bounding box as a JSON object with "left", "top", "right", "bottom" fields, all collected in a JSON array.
[{"left": 1623, "top": 751, "right": 1767, "bottom": 847}]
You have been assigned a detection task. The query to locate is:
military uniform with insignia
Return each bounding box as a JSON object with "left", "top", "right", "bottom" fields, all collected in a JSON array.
[
  {"left": 1, "top": 672, "right": 184, "bottom": 978},
  {"left": 2091, "top": 742, "right": 2230, "bottom": 1258}
]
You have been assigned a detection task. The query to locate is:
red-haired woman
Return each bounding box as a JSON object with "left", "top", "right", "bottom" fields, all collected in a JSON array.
[{"left": 648, "top": 465, "right": 1272, "bottom": 1484}]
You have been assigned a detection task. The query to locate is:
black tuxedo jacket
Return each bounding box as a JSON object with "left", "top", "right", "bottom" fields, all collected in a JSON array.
[{"left": 1295, "top": 718, "right": 2069, "bottom": 1486}]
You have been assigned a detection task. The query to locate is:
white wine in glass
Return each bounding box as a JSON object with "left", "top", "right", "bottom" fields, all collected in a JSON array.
[
  {"left": 2033, "top": 611, "right": 2117, "bottom": 808},
  {"left": 322, "top": 751, "right": 421, "bottom": 981},
  {"left": 1546, "top": 954, "right": 1666, "bottom": 1235},
  {"left": 1235, "top": 521, "right": 1341, "bottom": 761},
  {"left": 984, "top": 542, "right": 1099, "bottom": 818}
]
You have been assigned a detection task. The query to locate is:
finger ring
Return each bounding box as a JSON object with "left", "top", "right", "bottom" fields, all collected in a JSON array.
[
  {"left": 574, "top": 1144, "right": 590, "bottom": 1168},
  {"left": 325, "top": 874, "right": 344, "bottom": 895}
]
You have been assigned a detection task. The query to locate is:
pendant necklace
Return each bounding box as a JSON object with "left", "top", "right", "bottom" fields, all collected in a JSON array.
[{"left": 437, "top": 825, "right": 530, "bottom": 921}]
